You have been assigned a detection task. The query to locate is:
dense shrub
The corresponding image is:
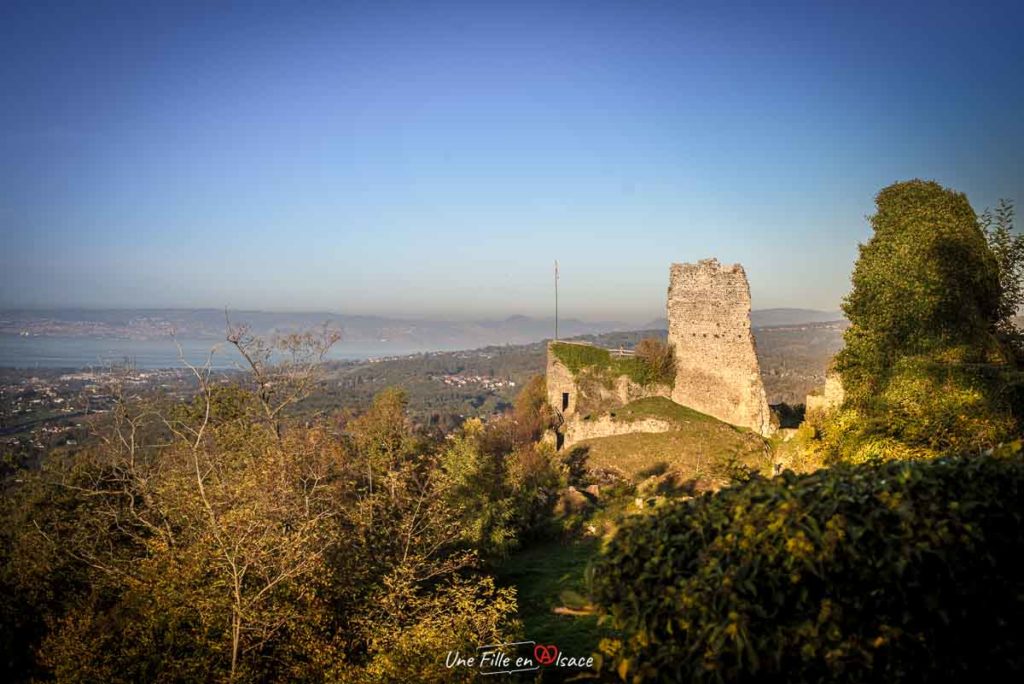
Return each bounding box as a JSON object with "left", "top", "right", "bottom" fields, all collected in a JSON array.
[
  {"left": 825, "top": 180, "right": 1022, "bottom": 460},
  {"left": 819, "top": 356, "right": 1020, "bottom": 464},
  {"left": 2, "top": 384, "right": 520, "bottom": 682},
  {"left": 634, "top": 337, "right": 676, "bottom": 385},
  {"left": 592, "top": 445, "right": 1024, "bottom": 682}
]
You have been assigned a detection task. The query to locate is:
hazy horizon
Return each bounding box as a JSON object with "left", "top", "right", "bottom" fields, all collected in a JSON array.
[
  {"left": 0, "top": 304, "right": 844, "bottom": 327},
  {"left": 0, "top": 281, "right": 842, "bottom": 324},
  {"left": 3, "top": 1, "right": 1022, "bottom": 319}
]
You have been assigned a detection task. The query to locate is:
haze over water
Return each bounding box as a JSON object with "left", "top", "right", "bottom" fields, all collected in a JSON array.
[{"left": 0, "top": 335, "right": 425, "bottom": 370}]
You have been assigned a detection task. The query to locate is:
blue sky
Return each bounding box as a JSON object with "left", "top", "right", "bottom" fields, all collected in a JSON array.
[{"left": 2, "top": 0, "right": 1022, "bottom": 322}]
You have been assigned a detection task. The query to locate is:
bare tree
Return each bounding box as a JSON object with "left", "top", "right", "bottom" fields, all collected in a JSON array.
[
  {"left": 39, "top": 337, "right": 343, "bottom": 681},
  {"left": 225, "top": 314, "right": 341, "bottom": 438}
]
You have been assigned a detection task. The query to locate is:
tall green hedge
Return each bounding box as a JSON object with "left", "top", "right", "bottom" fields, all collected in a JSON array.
[
  {"left": 592, "top": 446, "right": 1024, "bottom": 682},
  {"left": 827, "top": 180, "right": 1020, "bottom": 461}
]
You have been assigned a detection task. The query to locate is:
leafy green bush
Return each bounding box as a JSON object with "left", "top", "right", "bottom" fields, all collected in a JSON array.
[
  {"left": 837, "top": 180, "right": 1002, "bottom": 397},
  {"left": 634, "top": 338, "right": 676, "bottom": 385},
  {"left": 592, "top": 446, "right": 1024, "bottom": 682},
  {"left": 819, "top": 356, "right": 1020, "bottom": 464},
  {"left": 825, "top": 180, "right": 1023, "bottom": 461}
]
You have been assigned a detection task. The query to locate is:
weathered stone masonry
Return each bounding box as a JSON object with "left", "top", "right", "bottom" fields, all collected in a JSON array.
[
  {"left": 545, "top": 341, "right": 672, "bottom": 448},
  {"left": 546, "top": 344, "right": 579, "bottom": 420},
  {"left": 805, "top": 370, "right": 844, "bottom": 416},
  {"left": 668, "top": 259, "right": 774, "bottom": 436}
]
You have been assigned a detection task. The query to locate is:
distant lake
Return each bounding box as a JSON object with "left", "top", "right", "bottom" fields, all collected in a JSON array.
[{"left": 0, "top": 335, "right": 426, "bottom": 369}]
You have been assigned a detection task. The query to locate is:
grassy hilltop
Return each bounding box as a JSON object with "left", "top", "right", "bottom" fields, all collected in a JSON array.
[{"left": 572, "top": 397, "right": 767, "bottom": 481}]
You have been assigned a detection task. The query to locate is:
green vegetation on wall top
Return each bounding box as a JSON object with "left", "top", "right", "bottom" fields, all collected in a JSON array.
[
  {"left": 550, "top": 342, "right": 614, "bottom": 374},
  {"left": 550, "top": 341, "right": 674, "bottom": 387}
]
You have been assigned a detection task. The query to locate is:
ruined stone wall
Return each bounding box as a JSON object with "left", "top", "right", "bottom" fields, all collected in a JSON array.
[
  {"left": 546, "top": 341, "right": 671, "bottom": 420},
  {"left": 564, "top": 416, "right": 672, "bottom": 448},
  {"left": 546, "top": 341, "right": 673, "bottom": 448},
  {"left": 546, "top": 345, "right": 579, "bottom": 418},
  {"left": 805, "top": 371, "right": 845, "bottom": 416},
  {"left": 668, "top": 259, "right": 774, "bottom": 436}
]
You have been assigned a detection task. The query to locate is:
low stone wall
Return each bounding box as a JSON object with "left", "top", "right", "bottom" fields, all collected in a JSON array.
[
  {"left": 564, "top": 415, "right": 673, "bottom": 448},
  {"left": 805, "top": 372, "right": 845, "bottom": 415}
]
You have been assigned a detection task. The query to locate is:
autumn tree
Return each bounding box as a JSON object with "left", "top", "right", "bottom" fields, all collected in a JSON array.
[
  {"left": 26, "top": 354, "right": 344, "bottom": 681},
  {"left": 438, "top": 377, "right": 564, "bottom": 559},
  {"left": 634, "top": 337, "right": 676, "bottom": 385},
  {"left": 2, "top": 332, "right": 518, "bottom": 682},
  {"left": 980, "top": 199, "right": 1024, "bottom": 355},
  {"left": 332, "top": 388, "right": 519, "bottom": 682},
  {"left": 511, "top": 374, "right": 556, "bottom": 444},
  {"left": 225, "top": 318, "right": 341, "bottom": 438}
]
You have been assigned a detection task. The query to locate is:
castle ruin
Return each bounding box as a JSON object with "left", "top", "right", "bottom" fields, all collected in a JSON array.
[
  {"left": 668, "top": 259, "right": 774, "bottom": 436},
  {"left": 545, "top": 257, "right": 775, "bottom": 447}
]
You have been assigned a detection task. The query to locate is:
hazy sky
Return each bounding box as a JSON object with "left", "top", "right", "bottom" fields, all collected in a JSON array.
[{"left": 2, "top": 0, "right": 1022, "bottom": 323}]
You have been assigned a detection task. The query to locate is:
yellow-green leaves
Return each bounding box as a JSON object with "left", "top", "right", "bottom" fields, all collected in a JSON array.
[{"left": 592, "top": 452, "right": 1024, "bottom": 682}]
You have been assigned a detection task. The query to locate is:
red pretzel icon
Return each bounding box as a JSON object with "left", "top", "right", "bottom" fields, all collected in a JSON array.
[{"left": 534, "top": 644, "right": 559, "bottom": 666}]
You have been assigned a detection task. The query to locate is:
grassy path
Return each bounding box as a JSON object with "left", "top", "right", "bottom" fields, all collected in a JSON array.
[{"left": 496, "top": 537, "right": 605, "bottom": 658}]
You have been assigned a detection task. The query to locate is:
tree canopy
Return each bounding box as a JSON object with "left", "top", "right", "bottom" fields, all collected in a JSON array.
[{"left": 823, "top": 180, "right": 1022, "bottom": 462}]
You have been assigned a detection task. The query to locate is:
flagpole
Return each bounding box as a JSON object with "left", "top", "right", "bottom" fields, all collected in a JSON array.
[{"left": 554, "top": 260, "right": 559, "bottom": 341}]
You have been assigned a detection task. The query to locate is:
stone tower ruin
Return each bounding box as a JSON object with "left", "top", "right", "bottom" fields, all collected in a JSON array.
[{"left": 668, "top": 259, "right": 774, "bottom": 436}]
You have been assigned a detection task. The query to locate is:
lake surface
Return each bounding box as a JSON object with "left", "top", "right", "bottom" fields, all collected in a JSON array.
[{"left": 0, "top": 335, "right": 426, "bottom": 369}]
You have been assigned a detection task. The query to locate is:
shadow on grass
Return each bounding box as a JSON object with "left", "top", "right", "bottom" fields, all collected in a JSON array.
[
  {"left": 495, "top": 538, "right": 605, "bottom": 660},
  {"left": 636, "top": 460, "right": 669, "bottom": 478}
]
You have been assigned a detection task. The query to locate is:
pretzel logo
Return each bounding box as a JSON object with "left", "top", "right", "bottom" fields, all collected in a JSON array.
[{"left": 533, "top": 644, "right": 559, "bottom": 666}]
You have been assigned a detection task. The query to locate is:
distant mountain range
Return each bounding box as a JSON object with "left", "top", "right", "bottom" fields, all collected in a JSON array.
[
  {"left": 0, "top": 307, "right": 846, "bottom": 353},
  {"left": 643, "top": 308, "right": 845, "bottom": 331},
  {"left": 0, "top": 309, "right": 622, "bottom": 352}
]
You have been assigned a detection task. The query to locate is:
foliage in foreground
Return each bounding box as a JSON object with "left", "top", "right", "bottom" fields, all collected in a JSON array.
[
  {"left": 0, "top": 369, "right": 542, "bottom": 682},
  {"left": 439, "top": 375, "right": 563, "bottom": 557},
  {"left": 593, "top": 445, "right": 1024, "bottom": 683}
]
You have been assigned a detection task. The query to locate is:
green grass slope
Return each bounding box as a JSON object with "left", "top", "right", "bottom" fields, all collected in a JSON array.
[
  {"left": 576, "top": 397, "right": 768, "bottom": 481},
  {"left": 496, "top": 539, "right": 603, "bottom": 658}
]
